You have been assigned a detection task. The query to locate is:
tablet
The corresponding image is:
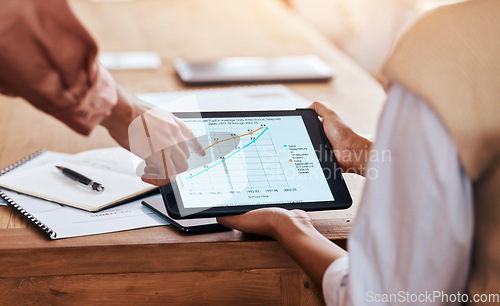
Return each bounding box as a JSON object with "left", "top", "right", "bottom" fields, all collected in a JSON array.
[
  {"left": 161, "top": 109, "right": 351, "bottom": 219},
  {"left": 141, "top": 198, "right": 229, "bottom": 233},
  {"left": 174, "top": 55, "right": 333, "bottom": 85}
]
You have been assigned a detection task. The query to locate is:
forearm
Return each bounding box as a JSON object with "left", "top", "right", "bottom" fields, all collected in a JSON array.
[
  {"left": 347, "top": 133, "right": 372, "bottom": 177},
  {"left": 101, "top": 85, "right": 153, "bottom": 150},
  {"left": 0, "top": 0, "right": 119, "bottom": 135},
  {"left": 275, "top": 218, "right": 348, "bottom": 285}
]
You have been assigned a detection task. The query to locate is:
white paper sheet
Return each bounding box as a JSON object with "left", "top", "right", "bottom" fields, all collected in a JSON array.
[
  {"left": 2, "top": 191, "right": 167, "bottom": 239},
  {"left": 99, "top": 52, "right": 161, "bottom": 70},
  {"left": 136, "top": 85, "right": 310, "bottom": 112}
]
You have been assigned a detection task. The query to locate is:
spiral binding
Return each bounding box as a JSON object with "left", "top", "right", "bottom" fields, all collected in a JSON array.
[
  {"left": 0, "top": 149, "right": 57, "bottom": 239},
  {"left": 0, "top": 149, "right": 46, "bottom": 177}
]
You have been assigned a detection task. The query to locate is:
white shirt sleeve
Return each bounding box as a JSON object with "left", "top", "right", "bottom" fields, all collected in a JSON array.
[
  {"left": 323, "top": 256, "right": 353, "bottom": 305},
  {"left": 322, "top": 83, "right": 474, "bottom": 305}
]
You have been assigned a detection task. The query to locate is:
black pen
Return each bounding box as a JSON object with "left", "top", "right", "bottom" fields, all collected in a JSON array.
[{"left": 55, "top": 166, "right": 105, "bottom": 192}]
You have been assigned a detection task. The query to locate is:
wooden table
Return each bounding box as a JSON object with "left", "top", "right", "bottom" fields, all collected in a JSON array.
[{"left": 0, "top": 0, "right": 385, "bottom": 304}]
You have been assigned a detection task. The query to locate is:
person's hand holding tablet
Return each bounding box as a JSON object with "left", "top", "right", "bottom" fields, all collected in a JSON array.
[
  {"left": 217, "top": 102, "right": 372, "bottom": 285},
  {"left": 309, "top": 102, "right": 372, "bottom": 176},
  {"left": 217, "top": 208, "right": 348, "bottom": 285}
]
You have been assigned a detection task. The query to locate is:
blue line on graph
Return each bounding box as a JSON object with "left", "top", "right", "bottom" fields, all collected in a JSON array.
[{"left": 188, "top": 127, "right": 269, "bottom": 179}]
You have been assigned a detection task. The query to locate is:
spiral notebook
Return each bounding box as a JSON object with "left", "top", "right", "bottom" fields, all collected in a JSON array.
[
  {"left": 0, "top": 147, "right": 156, "bottom": 211},
  {"left": 0, "top": 150, "right": 167, "bottom": 239}
]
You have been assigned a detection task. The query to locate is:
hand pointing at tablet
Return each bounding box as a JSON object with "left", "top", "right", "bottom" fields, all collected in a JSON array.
[{"left": 124, "top": 95, "right": 206, "bottom": 186}]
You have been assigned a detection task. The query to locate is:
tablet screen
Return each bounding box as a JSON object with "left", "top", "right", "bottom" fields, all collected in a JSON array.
[{"left": 172, "top": 115, "right": 334, "bottom": 210}]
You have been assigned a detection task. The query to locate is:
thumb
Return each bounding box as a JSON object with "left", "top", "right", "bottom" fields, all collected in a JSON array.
[
  {"left": 216, "top": 215, "right": 240, "bottom": 228},
  {"left": 309, "top": 101, "right": 333, "bottom": 118}
]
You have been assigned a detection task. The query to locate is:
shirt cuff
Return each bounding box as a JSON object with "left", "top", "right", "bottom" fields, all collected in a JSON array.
[
  {"left": 51, "top": 62, "right": 117, "bottom": 135},
  {"left": 322, "top": 255, "right": 352, "bottom": 306}
]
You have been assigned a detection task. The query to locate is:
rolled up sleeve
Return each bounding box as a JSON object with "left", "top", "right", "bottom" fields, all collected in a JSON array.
[
  {"left": 323, "top": 256, "right": 353, "bottom": 306},
  {"left": 0, "top": 0, "right": 117, "bottom": 135}
]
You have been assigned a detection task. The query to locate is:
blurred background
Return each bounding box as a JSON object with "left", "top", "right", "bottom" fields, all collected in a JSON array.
[{"left": 286, "top": 0, "right": 464, "bottom": 78}]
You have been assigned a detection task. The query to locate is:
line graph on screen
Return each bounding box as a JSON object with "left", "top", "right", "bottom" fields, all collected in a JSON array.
[{"left": 181, "top": 124, "right": 289, "bottom": 192}]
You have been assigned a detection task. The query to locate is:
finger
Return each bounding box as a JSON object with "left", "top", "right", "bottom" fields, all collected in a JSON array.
[
  {"left": 141, "top": 173, "right": 171, "bottom": 186},
  {"left": 188, "top": 137, "right": 206, "bottom": 157},
  {"left": 216, "top": 215, "right": 241, "bottom": 228},
  {"left": 309, "top": 101, "right": 333, "bottom": 118},
  {"left": 289, "top": 209, "right": 311, "bottom": 220},
  {"left": 177, "top": 139, "right": 190, "bottom": 159},
  {"left": 157, "top": 148, "right": 178, "bottom": 181},
  {"left": 144, "top": 164, "right": 160, "bottom": 175},
  {"left": 176, "top": 117, "right": 206, "bottom": 157},
  {"left": 170, "top": 146, "right": 190, "bottom": 174}
]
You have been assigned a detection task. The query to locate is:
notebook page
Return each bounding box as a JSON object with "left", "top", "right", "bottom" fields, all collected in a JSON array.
[
  {"left": 0, "top": 151, "right": 70, "bottom": 206},
  {"left": 69, "top": 147, "right": 143, "bottom": 177},
  {"left": 0, "top": 160, "right": 154, "bottom": 211}
]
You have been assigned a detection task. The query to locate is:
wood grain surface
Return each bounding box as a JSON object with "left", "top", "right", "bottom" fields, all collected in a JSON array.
[{"left": 0, "top": 0, "right": 385, "bottom": 304}]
